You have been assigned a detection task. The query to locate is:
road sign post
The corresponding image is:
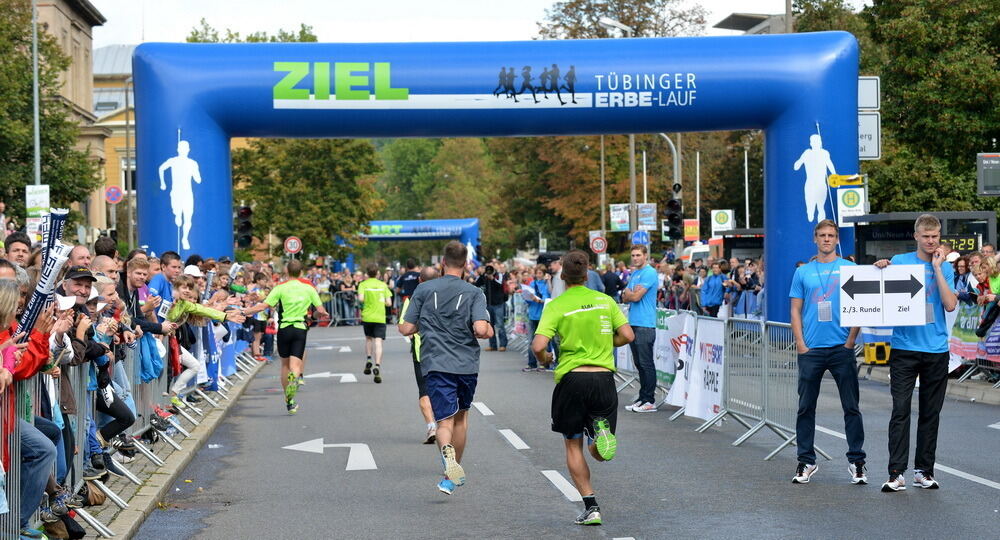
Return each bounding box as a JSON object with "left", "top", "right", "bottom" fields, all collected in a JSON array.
[
  {"left": 631, "top": 230, "right": 650, "bottom": 246},
  {"left": 839, "top": 265, "right": 925, "bottom": 327},
  {"left": 284, "top": 236, "right": 302, "bottom": 255},
  {"left": 590, "top": 236, "right": 607, "bottom": 254}
]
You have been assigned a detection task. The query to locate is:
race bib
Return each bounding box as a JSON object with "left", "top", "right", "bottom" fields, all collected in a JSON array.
[
  {"left": 817, "top": 301, "right": 832, "bottom": 322},
  {"left": 157, "top": 300, "right": 173, "bottom": 320}
]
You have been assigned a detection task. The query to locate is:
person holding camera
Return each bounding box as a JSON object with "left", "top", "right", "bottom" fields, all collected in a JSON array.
[{"left": 475, "top": 264, "right": 509, "bottom": 351}]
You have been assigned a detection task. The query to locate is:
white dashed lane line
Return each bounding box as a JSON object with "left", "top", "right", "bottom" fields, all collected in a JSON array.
[
  {"left": 472, "top": 402, "right": 494, "bottom": 416},
  {"left": 498, "top": 429, "right": 530, "bottom": 450},
  {"left": 541, "top": 470, "right": 582, "bottom": 502}
]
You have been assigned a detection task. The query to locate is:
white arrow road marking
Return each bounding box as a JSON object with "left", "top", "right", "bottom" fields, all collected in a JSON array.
[
  {"left": 313, "top": 346, "right": 334, "bottom": 351},
  {"left": 817, "top": 424, "right": 999, "bottom": 490},
  {"left": 988, "top": 421, "right": 1000, "bottom": 430},
  {"left": 472, "top": 402, "right": 494, "bottom": 416},
  {"left": 339, "top": 346, "right": 352, "bottom": 353},
  {"left": 281, "top": 439, "right": 377, "bottom": 470},
  {"left": 541, "top": 470, "right": 582, "bottom": 502},
  {"left": 302, "top": 372, "right": 357, "bottom": 383},
  {"left": 498, "top": 429, "right": 529, "bottom": 450}
]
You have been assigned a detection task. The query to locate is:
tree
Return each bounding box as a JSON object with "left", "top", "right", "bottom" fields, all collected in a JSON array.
[
  {"left": 538, "top": 0, "right": 707, "bottom": 39},
  {"left": 0, "top": 0, "right": 101, "bottom": 222},
  {"left": 187, "top": 18, "right": 318, "bottom": 43},
  {"left": 375, "top": 138, "right": 442, "bottom": 220}
]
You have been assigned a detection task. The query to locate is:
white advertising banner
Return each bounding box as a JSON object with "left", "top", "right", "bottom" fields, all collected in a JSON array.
[
  {"left": 685, "top": 317, "right": 725, "bottom": 421},
  {"left": 666, "top": 312, "right": 698, "bottom": 408}
]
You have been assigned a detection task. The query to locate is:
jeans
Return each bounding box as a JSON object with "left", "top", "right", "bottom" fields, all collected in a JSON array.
[
  {"left": 628, "top": 326, "right": 657, "bottom": 404},
  {"left": 33, "top": 416, "right": 67, "bottom": 485},
  {"left": 263, "top": 333, "right": 275, "bottom": 356},
  {"left": 19, "top": 419, "right": 56, "bottom": 528},
  {"left": 887, "top": 348, "right": 949, "bottom": 475},
  {"left": 526, "top": 319, "right": 540, "bottom": 368},
  {"left": 796, "top": 346, "right": 865, "bottom": 465},
  {"left": 487, "top": 303, "right": 507, "bottom": 349}
]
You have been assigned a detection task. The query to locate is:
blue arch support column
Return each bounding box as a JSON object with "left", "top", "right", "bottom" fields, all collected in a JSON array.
[{"left": 133, "top": 32, "right": 858, "bottom": 322}]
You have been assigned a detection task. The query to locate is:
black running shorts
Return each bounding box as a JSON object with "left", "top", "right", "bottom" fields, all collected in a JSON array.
[
  {"left": 252, "top": 319, "right": 266, "bottom": 333},
  {"left": 362, "top": 322, "right": 387, "bottom": 339},
  {"left": 276, "top": 326, "right": 308, "bottom": 359},
  {"left": 411, "top": 340, "right": 427, "bottom": 398},
  {"left": 551, "top": 371, "right": 618, "bottom": 439}
]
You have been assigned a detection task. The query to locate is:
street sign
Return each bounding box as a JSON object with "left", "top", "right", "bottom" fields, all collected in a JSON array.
[
  {"left": 710, "top": 209, "right": 734, "bottom": 236},
  {"left": 590, "top": 236, "right": 607, "bottom": 253},
  {"left": 105, "top": 186, "right": 124, "bottom": 205},
  {"left": 977, "top": 153, "right": 1000, "bottom": 196},
  {"left": 859, "top": 111, "right": 881, "bottom": 160},
  {"left": 683, "top": 219, "right": 699, "bottom": 242},
  {"left": 609, "top": 204, "right": 629, "bottom": 232},
  {"left": 637, "top": 203, "right": 657, "bottom": 231},
  {"left": 839, "top": 265, "right": 925, "bottom": 327},
  {"left": 631, "top": 230, "right": 650, "bottom": 245},
  {"left": 836, "top": 187, "right": 867, "bottom": 228},
  {"left": 284, "top": 236, "right": 302, "bottom": 254},
  {"left": 858, "top": 76, "right": 880, "bottom": 110}
]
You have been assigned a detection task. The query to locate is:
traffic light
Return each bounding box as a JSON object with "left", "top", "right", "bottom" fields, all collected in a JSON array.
[
  {"left": 236, "top": 206, "right": 253, "bottom": 248},
  {"left": 663, "top": 181, "right": 683, "bottom": 240}
]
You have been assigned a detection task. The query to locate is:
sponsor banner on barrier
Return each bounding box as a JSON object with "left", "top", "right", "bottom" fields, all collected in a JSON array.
[
  {"left": 666, "top": 312, "right": 697, "bottom": 408},
  {"left": 685, "top": 317, "right": 725, "bottom": 421},
  {"left": 654, "top": 309, "right": 683, "bottom": 384},
  {"left": 615, "top": 339, "right": 635, "bottom": 373},
  {"left": 949, "top": 302, "right": 981, "bottom": 360}
]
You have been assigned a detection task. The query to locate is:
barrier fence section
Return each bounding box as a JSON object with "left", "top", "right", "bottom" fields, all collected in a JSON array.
[
  {"left": 0, "top": 329, "right": 261, "bottom": 537},
  {"left": 330, "top": 290, "right": 361, "bottom": 326}
]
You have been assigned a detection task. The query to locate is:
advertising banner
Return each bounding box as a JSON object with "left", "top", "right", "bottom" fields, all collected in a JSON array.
[
  {"left": 610, "top": 204, "right": 630, "bottom": 232},
  {"left": 949, "top": 302, "right": 981, "bottom": 361},
  {"left": 637, "top": 203, "right": 657, "bottom": 231},
  {"left": 665, "top": 312, "right": 697, "bottom": 408},
  {"left": 653, "top": 309, "right": 683, "bottom": 385},
  {"left": 685, "top": 317, "right": 725, "bottom": 421}
]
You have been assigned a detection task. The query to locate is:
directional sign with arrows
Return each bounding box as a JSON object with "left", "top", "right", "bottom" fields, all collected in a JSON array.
[{"left": 839, "top": 265, "right": 925, "bottom": 327}]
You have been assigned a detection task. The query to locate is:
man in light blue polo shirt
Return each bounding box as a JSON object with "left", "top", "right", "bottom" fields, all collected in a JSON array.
[
  {"left": 873, "top": 214, "right": 957, "bottom": 493},
  {"left": 620, "top": 244, "right": 659, "bottom": 412},
  {"left": 789, "top": 220, "right": 865, "bottom": 485}
]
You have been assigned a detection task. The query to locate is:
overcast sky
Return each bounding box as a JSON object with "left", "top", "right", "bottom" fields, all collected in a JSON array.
[{"left": 89, "top": 0, "right": 872, "bottom": 48}]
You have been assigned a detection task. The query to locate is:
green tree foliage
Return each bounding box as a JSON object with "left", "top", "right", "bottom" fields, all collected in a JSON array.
[
  {"left": 187, "top": 18, "right": 318, "bottom": 43},
  {"left": 538, "top": 0, "right": 707, "bottom": 39},
  {"left": 0, "top": 0, "right": 101, "bottom": 221},
  {"left": 375, "top": 139, "right": 441, "bottom": 220},
  {"left": 232, "top": 138, "right": 383, "bottom": 256}
]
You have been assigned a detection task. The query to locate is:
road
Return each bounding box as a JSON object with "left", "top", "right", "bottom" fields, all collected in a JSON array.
[{"left": 136, "top": 325, "right": 1000, "bottom": 539}]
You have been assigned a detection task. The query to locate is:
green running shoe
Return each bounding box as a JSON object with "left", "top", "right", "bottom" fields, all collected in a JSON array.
[
  {"left": 286, "top": 399, "right": 299, "bottom": 415},
  {"left": 574, "top": 506, "right": 602, "bottom": 526},
  {"left": 592, "top": 417, "right": 617, "bottom": 461},
  {"left": 285, "top": 372, "right": 299, "bottom": 402}
]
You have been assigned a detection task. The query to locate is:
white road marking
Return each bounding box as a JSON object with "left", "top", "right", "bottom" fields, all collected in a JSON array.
[
  {"left": 472, "top": 402, "right": 494, "bottom": 416},
  {"left": 613, "top": 537, "right": 637, "bottom": 540},
  {"left": 988, "top": 422, "right": 1000, "bottom": 430},
  {"left": 313, "top": 346, "right": 334, "bottom": 350},
  {"left": 541, "top": 470, "right": 582, "bottom": 502},
  {"left": 302, "top": 372, "right": 357, "bottom": 383},
  {"left": 282, "top": 439, "right": 376, "bottom": 470},
  {"left": 309, "top": 336, "right": 404, "bottom": 342},
  {"left": 498, "top": 429, "right": 529, "bottom": 450},
  {"left": 339, "top": 346, "right": 352, "bottom": 353},
  {"left": 817, "top": 424, "right": 999, "bottom": 490}
]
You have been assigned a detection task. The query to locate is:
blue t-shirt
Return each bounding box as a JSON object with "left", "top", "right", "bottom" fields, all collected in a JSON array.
[
  {"left": 626, "top": 264, "right": 658, "bottom": 328},
  {"left": 701, "top": 274, "right": 725, "bottom": 307},
  {"left": 526, "top": 279, "right": 550, "bottom": 321},
  {"left": 789, "top": 258, "right": 855, "bottom": 348},
  {"left": 147, "top": 273, "right": 174, "bottom": 323},
  {"left": 889, "top": 251, "right": 956, "bottom": 353}
]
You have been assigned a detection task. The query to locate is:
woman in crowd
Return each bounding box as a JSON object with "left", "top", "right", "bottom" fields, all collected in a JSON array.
[{"left": 954, "top": 255, "right": 976, "bottom": 305}]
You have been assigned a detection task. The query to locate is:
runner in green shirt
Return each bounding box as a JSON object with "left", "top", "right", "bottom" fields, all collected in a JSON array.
[
  {"left": 532, "top": 250, "right": 634, "bottom": 527},
  {"left": 244, "top": 259, "right": 327, "bottom": 414},
  {"left": 398, "top": 265, "right": 440, "bottom": 443},
  {"left": 357, "top": 263, "right": 392, "bottom": 383}
]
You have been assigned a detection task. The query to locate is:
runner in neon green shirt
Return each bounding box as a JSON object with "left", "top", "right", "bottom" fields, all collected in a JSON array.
[
  {"left": 532, "top": 250, "right": 634, "bottom": 527},
  {"left": 244, "top": 260, "right": 327, "bottom": 414},
  {"left": 357, "top": 264, "right": 392, "bottom": 383}
]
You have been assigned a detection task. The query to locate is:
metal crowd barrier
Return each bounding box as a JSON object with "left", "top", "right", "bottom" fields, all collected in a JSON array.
[
  {"left": 505, "top": 294, "right": 530, "bottom": 355},
  {"left": 330, "top": 290, "right": 361, "bottom": 326}
]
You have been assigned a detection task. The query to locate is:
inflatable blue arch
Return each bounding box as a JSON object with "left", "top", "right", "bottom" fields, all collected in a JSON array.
[
  {"left": 365, "top": 219, "right": 480, "bottom": 248},
  {"left": 133, "top": 32, "right": 859, "bottom": 322}
]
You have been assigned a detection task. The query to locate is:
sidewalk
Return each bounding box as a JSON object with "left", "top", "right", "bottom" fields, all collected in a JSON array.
[
  {"left": 80, "top": 361, "right": 263, "bottom": 539},
  {"left": 859, "top": 364, "right": 1000, "bottom": 405}
]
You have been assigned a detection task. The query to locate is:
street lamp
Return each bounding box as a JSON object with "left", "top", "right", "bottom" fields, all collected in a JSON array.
[{"left": 598, "top": 17, "right": 637, "bottom": 235}]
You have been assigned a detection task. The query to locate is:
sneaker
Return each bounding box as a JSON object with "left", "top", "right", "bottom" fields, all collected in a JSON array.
[
  {"left": 115, "top": 450, "right": 137, "bottom": 464},
  {"left": 592, "top": 417, "right": 617, "bottom": 461},
  {"left": 285, "top": 372, "right": 299, "bottom": 402},
  {"left": 185, "top": 394, "right": 203, "bottom": 404},
  {"left": 498, "top": 347, "right": 506, "bottom": 352},
  {"left": 913, "top": 470, "right": 939, "bottom": 489},
  {"left": 39, "top": 494, "right": 60, "bottom": 523},
  {"left": 170, "top": 395, "right": 187, "bottom": 409},
  {"left": 574, "top": 506, "right": 602, "bottom": 526},
  {"left": 441, "top": 444, "right": 466, "bottom": 486},
  {"left": 373, "top": 366, "right": 382, "bottom": 384},
  {"left": 153, "top": 404, "right": 174, "bottom": 419},
  {"left": 150, "top": 415, "right": 170, "bottom": 432},
  {"left": 423, "top": 426, "right": 437, "bottom": 445},
  {"left": 297, "top": 376, "right": 305, "bottom": 387},
  {"left": 881, "top": 472, "right": 906, "bottom": 492},
  {"left": 521, "top": 366, "right": 539, "bottom": 372},
  {"left": 437, "top": 477, "right": 456, "bottom": 495},
  {"left": 19, "top": 527, "right": 46, "bottom": 539},
  {"left": 64, "top": 491, "right": 85, "bottom": 509},
  {"left": 103, "top": 453, "right": 127, "bottom": 478},
  {"left": 792, "top": 462, "right": 819, "bottom": 484},
  {"left": 484, "top": 347, "right": 497, "bottom": 352},
  {"left": 112, "top": 433, "right": 136, "bottom": 452},
  {"left": 52, "top": 487, "right": 71, "bottom": 515},
  {"left": 364, "top": 360, "right": 373, "bottom": 375},
  {"left": 82, "top": 465, "right": 104, "bottom": 481},
  {"left": 849, "top": 461, "right": 868, "bottom": 485},
  {"left": 630, "top": 402, "right": 657, "bottom": 413},
  {"left": 286, "top": 399, "right": 299, "bottom": 415},
  {"left": 624, "top": 400, "right": 642, "bottom": 412}
]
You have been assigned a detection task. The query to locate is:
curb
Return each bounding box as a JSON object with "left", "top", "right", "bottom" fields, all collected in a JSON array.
[
  {"left": 861, "top": 364, "right": 1000, "bottom": 406},
  {"left": 103, "top": 362, "right": 263, "bottom": 539}
]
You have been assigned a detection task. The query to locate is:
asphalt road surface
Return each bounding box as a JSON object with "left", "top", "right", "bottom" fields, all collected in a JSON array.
[{"left": 136, "top": 325, "right": 1000, "bottom": 539}]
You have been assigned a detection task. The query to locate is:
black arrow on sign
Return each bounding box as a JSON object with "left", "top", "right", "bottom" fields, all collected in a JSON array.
[
  {"left": 884, "top": 275, "right": 923, "bottom": 298},
  {"left": 842, "top": 275, "right": 880, "bottom": 299}
]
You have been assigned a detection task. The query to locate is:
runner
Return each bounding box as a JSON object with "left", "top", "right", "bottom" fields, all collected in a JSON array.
[
  {"left": 357, "top": 263, "right": 392, "bottom": 384},
  {"left": 531, "top": 250, "right": 634, "bottom": 526},
  {"left": 398, "top": 265, "right": 440, "bottom": 443},
  {"left": 399, "top": 241, "right": 492, "bottom": 495},
  {"left": 244, "top": 259, "right": 328, "bottom": 414}
]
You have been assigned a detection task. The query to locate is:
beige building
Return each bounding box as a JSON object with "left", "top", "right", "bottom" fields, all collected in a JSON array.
[{"left": 37, "top": 0, "right": 111, "bottom": 233}]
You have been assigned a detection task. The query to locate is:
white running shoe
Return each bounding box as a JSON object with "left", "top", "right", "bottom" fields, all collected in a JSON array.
[
  {"left": 881, "top": 473, "right": 906, "bottom": 492},
  {"left": 624, "top": 400, "right": 641, "bottom": 412},
  {"left": 630, "top": 402, "right": 657, "bottom": 413},
  {"left": 849, "top": 461, "right": 868, "bottom": 485},
  {"left": 792, "top": 462, "right": 819, "bottom": 484},
  {"left": 913, "top": 470, "right": 939, "bottom": 489}
]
